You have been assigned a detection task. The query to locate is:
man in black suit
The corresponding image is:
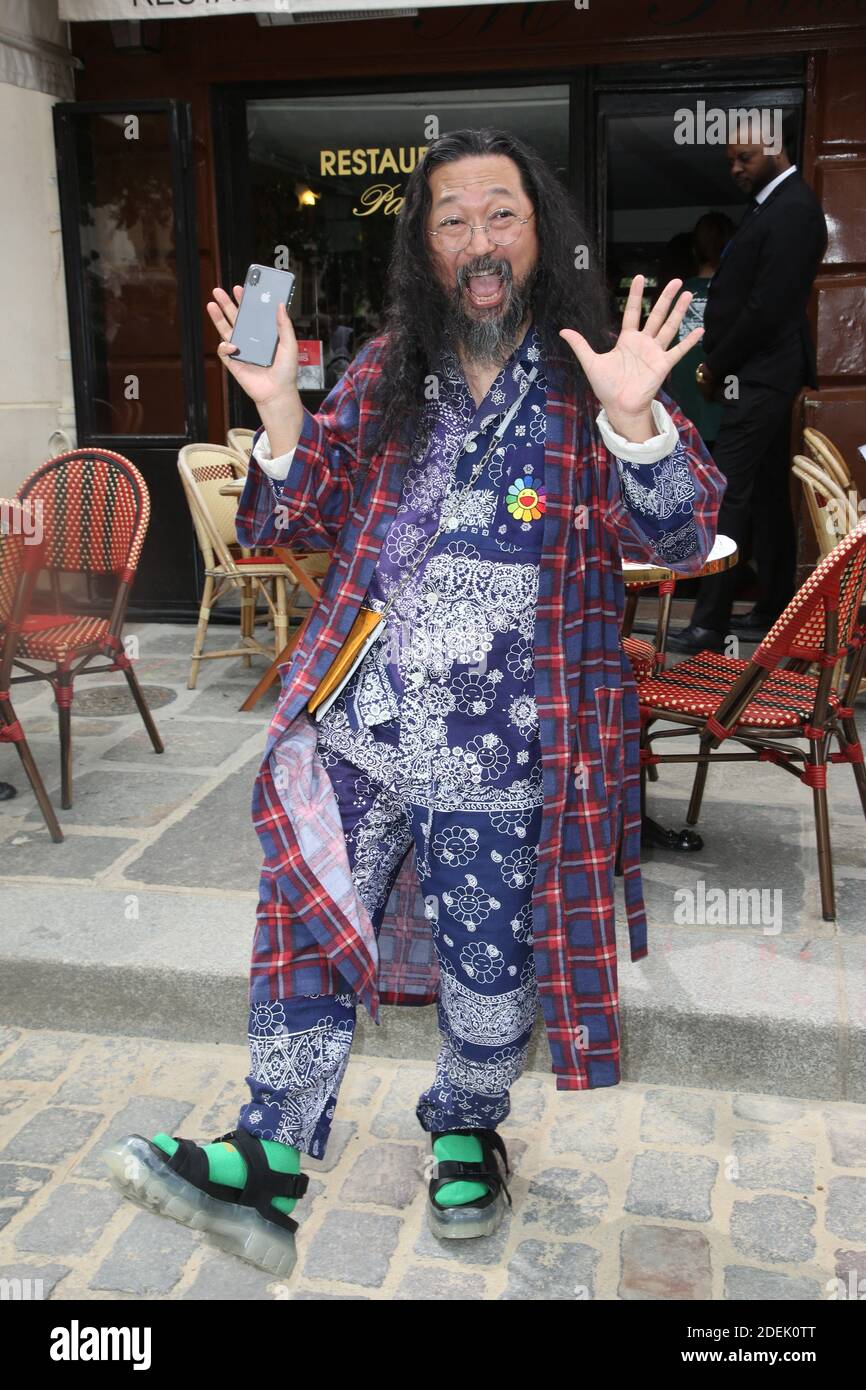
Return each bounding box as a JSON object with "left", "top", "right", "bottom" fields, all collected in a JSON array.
[{"left": 669, "top": 122, "right": 828, "bottom": 652}]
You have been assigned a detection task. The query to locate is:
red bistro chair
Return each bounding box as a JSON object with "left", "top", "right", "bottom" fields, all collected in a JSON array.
[
  {"left": 0, "top": 499, "right": 62, "bottom": 840},
  {"left": 622, "top": 575, "right": 678, "bottom": 684},
  {"left": 638, "top": 516, "right": 866, "bottom": 921},
  {"left": 622, "top": 575, "right": 678, "bottom": 784},
  {"left": 14, "top": 449, "right": 164, "bottom": 809}
]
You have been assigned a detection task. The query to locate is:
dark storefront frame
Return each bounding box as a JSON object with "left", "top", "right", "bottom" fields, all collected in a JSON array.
[{"left": 53, "top": 97, "right": 208, "bottom": 617}]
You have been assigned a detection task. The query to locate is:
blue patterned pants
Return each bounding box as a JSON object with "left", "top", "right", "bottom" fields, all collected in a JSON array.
[{"left": 237, "top": 717, "right": 542, "bottom": 1159}]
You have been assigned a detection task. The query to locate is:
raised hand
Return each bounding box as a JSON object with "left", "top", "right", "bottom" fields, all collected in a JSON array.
[
  {"left": 207, "top": 284, "right": 299, "bottom": 408},
  {"left": 559, "top": 274, "right": 703, "bottom": 441}
]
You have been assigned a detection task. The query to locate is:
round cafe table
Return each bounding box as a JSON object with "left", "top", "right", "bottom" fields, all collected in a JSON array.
[
  {"left": 623, "top": 532, "right": 738, "bottom": 853},
  {"left": 622, "top": 531, "right": 738, "bottom": 585}
]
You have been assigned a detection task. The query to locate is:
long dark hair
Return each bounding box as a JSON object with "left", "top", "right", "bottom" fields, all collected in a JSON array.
[{"left": 372, "top": 127, "right": 612, "bottom": 447}]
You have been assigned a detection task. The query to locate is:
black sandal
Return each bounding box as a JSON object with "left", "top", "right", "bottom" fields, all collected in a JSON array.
[
  {"left": 101, "top": 1127, "right": 309, "bottom": 1278},
  {"left": 427, "top": 1127, "right": 512, "bottom": 1240}
]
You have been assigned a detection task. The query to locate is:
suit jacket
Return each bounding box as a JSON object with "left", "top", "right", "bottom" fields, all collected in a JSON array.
[
  {"left": 703, "top": 170, "right": 827, "bottom": 393},
  {"left": 236, "top": 337, "right": 724, "bottom": 1090}
]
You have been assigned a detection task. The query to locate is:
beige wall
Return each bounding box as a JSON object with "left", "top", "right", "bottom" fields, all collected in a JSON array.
[{"left": 0, "top": 1, "right": 76, "bottom": 497}]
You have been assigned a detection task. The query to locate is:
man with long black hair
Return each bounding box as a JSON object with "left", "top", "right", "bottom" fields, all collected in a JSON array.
[{"left": 104, "top": 129, "right": 723, "bottom": 1277}]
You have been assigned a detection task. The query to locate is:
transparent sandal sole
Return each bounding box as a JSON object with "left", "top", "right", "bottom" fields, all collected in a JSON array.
[
  {"left": 101, "top": 1134, "right": 298, "bottom": 1279},
  {"left": 427, "top": 1187, "right": 507, "bottom": 1240}
]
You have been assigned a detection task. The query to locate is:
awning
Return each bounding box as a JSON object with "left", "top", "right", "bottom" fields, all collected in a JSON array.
[
  {"left": 2, "top": 0, "right": 78, "bottom": 98},
  {"left": 58, "top": 0, "right": 527, "bottom": 19}
]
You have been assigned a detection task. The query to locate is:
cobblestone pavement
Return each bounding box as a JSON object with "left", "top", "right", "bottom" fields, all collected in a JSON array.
[{"left": 1, "top": 1026, "right": 865, "bottom": 1301}]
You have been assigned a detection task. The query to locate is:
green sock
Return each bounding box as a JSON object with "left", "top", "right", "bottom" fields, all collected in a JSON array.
[
  {"left": 151, "top": 1133, "right": 301, "bottom": 1216},
  {"left": 432, "top": 1134, "right": 489, "bottom": 1208}
]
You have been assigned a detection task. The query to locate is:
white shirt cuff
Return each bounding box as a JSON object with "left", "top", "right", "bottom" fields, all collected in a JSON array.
[
  {"left": 251, "top": 429, "right": 297, "bottom": 482},
  {"left": 596, "top": 399, "right": 679, "bottom": 466}
]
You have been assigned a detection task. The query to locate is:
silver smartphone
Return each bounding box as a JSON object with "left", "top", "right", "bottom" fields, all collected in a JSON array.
[{"left": 228, "top": 264, "right": 296, "bottom": 367}]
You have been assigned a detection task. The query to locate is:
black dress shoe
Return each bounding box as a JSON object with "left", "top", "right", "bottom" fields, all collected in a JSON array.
[
  {"left": 667, "top": 625, "right": 725, "bottom": 655},
  {"left": 730, "top": 609, "right": 774, "bottom": 632},
  {"left": 733, "top": 623, "right": 771, "bottom": 644},
  {"left": 0, "top": 782, "right": 17, "bottom": 802}
]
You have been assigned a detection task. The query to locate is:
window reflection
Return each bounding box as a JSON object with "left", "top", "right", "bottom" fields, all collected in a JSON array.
[
  {"left": 245, "top": 86, "right": 569, "bottom": 387},
  {"left": 76, "top": 111, "right": 184, "bottom": 434}
]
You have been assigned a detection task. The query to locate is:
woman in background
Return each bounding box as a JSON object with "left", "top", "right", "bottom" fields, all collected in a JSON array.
[{"left": 668, "top": 211, "right": 735, "bottom": 454}]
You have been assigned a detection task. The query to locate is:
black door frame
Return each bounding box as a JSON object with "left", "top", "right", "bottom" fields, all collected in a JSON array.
[
  {"left": 53, "top": 97, "right": 207, "bottom": 452},
  {"left": 52, "top": 98, "right": 207, "bottom": 619}
]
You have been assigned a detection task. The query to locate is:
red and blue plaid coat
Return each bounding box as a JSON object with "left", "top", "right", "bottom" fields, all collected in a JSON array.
[{"left": 236, "top": 335, "right": 724, "bottom": 1090}]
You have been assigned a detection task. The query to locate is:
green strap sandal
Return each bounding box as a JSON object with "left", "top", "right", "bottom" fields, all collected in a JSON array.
[
  {"left": 101, "top": 1128, "right": 308, "bottom": 1279},
  {"left": 427, "top": 1126, "right": 512, "bottom": 1240}
]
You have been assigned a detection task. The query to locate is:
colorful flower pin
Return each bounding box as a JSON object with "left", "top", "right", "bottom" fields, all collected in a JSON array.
[{"left": 506, "top": 472, "right": 547, "bottom": 523}]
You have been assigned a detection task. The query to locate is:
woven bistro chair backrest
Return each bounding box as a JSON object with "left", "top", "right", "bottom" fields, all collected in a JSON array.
[
  {"left": 756, "top": 514, "right": 866, "bottom": 670},
  {"left": 802, "top": 427, "right": 853, "bottom": 493},
  {"left": 15, "top": 449, "right": 149, "bottom": 578},
  {"left": 792, "top": 455, "right": 853, "bottom": 558},
  {"left": 226, "top": 428, "right": 254, "bottom": 461},
  {"left": 177, "top": 444, "right": 248, "bottom": 574}
]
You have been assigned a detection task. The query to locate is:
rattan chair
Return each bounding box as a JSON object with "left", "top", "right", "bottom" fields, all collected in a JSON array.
[
  {"left": 792, "top": 455, "right": 854, "bottom": 558},
  {"left": 638, "top": 517, "right": 866, "bottom": 921},
  {"left": 802, "top": 427, "right": 853, "bottom": 493},
  {"left": 178, "top": 444, "right": 295, "bottom": 687},
  {"left": 13, "top": 449, "right": 164, "bottom": 809},
  {"left": 0, "top": 500, "right": 62, "bottom": 840},
  {"left": 622, "top": 575, "right": 677, "bottom": 683},
  {"left": 226, "top": 428, "right": 255, "bottom": 462}
]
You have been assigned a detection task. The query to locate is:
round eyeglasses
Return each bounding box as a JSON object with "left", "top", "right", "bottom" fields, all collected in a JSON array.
[{"left": 428, "top": 208, "right": 535, "bottom": 253}]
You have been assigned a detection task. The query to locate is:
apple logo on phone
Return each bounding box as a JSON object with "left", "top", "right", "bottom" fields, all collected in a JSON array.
[{"left": 261, "top": 290, "right": 271, "bottom": 303}]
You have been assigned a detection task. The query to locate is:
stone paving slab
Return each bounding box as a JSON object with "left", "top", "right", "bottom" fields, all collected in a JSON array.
[{"left": 0, "top": 1025, "right": 864, "bottom": 1302}]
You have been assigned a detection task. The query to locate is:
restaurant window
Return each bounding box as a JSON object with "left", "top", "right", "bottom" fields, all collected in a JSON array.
[
  {"left": 72, "top": 110, "right": 188, "bottom": 436},
  {"left": 242, "top": 84, "right": 569, "bottom": 391}
]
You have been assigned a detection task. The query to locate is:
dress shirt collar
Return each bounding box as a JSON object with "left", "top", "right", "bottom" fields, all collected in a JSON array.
[{"left": 755, "top": 163, "right": 797, "bottom": 205}]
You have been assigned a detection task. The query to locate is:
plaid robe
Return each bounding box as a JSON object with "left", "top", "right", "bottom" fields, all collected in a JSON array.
[{"left": 236, "top": 335, "right": 724, "bottom": 1090}]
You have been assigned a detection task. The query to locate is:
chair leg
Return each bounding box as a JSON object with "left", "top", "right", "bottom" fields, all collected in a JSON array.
[
  {"left": 2, "top": 699, "right": 62, "bottom": 842},
  {"left": 812, "top": 775, "right": 836, "bottom": 922},
  {"left": 840, "top": 715, "right": 866, "bottom": 818},
  {"left": 641, "top": 717, "right": 659, "bottom": 782},
  {"left": 686, "top": 735, "right": 713, "bottom": 825},
  {"left": 639, "top": 728, "right": 649, "bottom": 822},
  {"left": 56, "top": 677, "right": 74, "bottom": 810},
  {"left": 122, "top": 665, "right": 164, "bottom": 754},
  {"left": 240, "top": 579, "right": 253, "bottom": 667},
  {"left": 622, "top": 591, "right": 638, "bottom": 638},
  {"left": 188, "top": 575, "right": 214, "bottom": 689},
  {"left": 273, "top": 575, "right": 288, "bottom": 657}
]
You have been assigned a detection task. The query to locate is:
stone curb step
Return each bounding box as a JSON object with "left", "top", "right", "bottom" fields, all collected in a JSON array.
[{"left": 0, "top": 916, "right": 862, "bottom": 1104}]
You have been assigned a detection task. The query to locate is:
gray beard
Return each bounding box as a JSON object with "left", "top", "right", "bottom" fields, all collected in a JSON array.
[{"left": 446, "top": 256, "right": 537, "bottom": 367}]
